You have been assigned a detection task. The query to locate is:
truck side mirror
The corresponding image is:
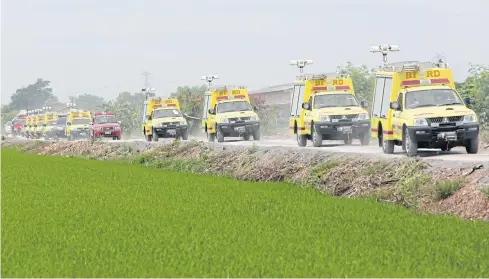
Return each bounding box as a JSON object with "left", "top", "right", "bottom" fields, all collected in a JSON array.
[
  {"left": 67, "top": 122, "right": 71, "bottom": 126},
  {"left": 360, "top": 100, "right": 369, "bottom": 108},
  {"left": 117, "top": 121, "right": 121, "bottom": 124},
  {"left": 147, "top": 115, "right": 152, "bottom": 120},
  {"left": 464, "top": 97, "right": 475, "bottom": 105},
  {"left": 390, "top": 102, "right": 401, "bottom": 111},
  {"left": 302, "top": 102, "right": 311, "bottom": 110},
  {"left": 208, "top": 108, "right": 215, "bottom": 115},
  {"left": 253, "top": 106, "right": 258, "bottom": 111}
]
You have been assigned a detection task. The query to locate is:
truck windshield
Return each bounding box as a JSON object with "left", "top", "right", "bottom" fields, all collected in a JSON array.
[
  {"left": 405, "top": 89, "right": 463, "bottom": 109},
  {"left": 56, "top": 117, "right": 67, "bottom": 125},
  {"left": 72, "top": 118, "right": 90, "bottom": 125},
  {"left": 153, "top": 109, "right": 181, "bottom": 118},
  {"left": 12, "top": 118, "right": 26, "bottom": 125},
  {"left": 313, "top": 94, "right": 359, "bottom": 109},
  {"left": 217, "top": 101, "right": 252, "bottom": 113},
  {"left": 95, "top": 115, "right": 118, "bottom": 124}
]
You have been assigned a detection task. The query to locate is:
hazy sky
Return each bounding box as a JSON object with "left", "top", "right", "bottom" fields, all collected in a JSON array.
[{"left": 1, "top": 0, "right": 488, "bottom": 104}]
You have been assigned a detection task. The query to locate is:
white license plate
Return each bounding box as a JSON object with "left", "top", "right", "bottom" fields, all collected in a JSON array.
[
  {"left": 105, "top": 131, "right": 112, "bottom": 135},
  {"left": 342, "top": 126, "right": 352, "bottom": 133},
  {"left": 80, "top": 133, "right": 86, "bottom": 136},
  {"left": 234, "top": 127, "right": 245, "bottom": 132},
  {"left": 167, "top": 129, "right": 176, "bottom": 134}
]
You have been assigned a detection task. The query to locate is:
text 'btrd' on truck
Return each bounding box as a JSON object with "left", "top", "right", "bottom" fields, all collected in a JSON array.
[
  {"left": 66, "top": 109, "right": 92, "bottom": 141},
  {"left": 288, "top": 60, "right": 370, "bottom": 147},
  {"left": 369, "top": 45, "right": 480, "bottom": 156},
  {"left": 202, "top": 85, "right": 260, "bottom": 143},
  {"left": 90, "top": 112, "right": 122, "bottom": 140},
  {"left": 141, "top": 88, "right": 189, "bottom": 142}
]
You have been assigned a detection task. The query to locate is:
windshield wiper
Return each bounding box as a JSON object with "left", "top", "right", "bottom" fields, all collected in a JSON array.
[{"left": 438, "top": 102, "right": 462, "bottom": 106}]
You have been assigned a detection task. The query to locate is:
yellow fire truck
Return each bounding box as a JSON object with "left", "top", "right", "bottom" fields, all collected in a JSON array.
[
  {"left": 33, "top": 114, "right": 45, "bottom": 139},
  {"left": 370, "top": 60, "right": 479, "bottom": 156},
  {"left": 289, "top": 72, "right": 370, "bottom": 147},
  {"left": 201, "top": 86, "right": 260, "bottom": 142},
  {"left": 142, "top": 91, "right": 188, "bottom": 141},
  {"left": 66, "top": 110, "right": 91, "bottom": 141},
  {"left": 43, "top": 112, "right": 58, "bottom": 139}
]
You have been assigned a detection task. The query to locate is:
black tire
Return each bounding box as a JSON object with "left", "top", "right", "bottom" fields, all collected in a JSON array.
[
  {"left": 253, "top": 129, "right": 260, "bottom": 141},
  {"left": 145, "top": 133, "right": 152, "bottom": 142},
  {"left": 343, "top": 134, "right": 353, "bottom": 145},
  {"left": 152, "top": 129, "right": 159, "bottom": 142},
  {"left": 243, "top": 133, "right": 251, "bottom": 141},
  {"left": 440, "top": 145, "right": 451, "bottom": 152},
  {"left": 382, "top": 136, "right": 395, "bottom": 154},
  {"left": 181, "top": 129, "right": 189, "bottom": 140},
  {"left": 297, "top": 134, "right": 307, "bottom": 147},
  {"left": 360, "top": 132, "right": 370, "bottom": 146},
  {"left": 404, "top": 128, "right": 417, "bottom": 157},
  {"left": 465, "top": 136, "right": 479, "bottom": 154},
  {"left": 216, "top": 126, "right": 224, "bottom": 142},
  {"left": 311, "top": 125, "right": 322, "bottom": 147}
]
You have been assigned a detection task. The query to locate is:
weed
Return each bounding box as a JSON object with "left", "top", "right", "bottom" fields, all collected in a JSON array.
[{"left": 436, "top": 179, "right": 464, "bottom": 200}]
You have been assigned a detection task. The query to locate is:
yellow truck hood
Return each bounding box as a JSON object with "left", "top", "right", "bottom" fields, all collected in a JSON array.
[
  {"left": 314, "top": 106, "right": 367, "bottom": 115},
  {"left": 217, "top": 111, "right": 258, "bottom": 119},
  {"left": 152, "top": 116, "right": 186, "bottom": 124},
  {"left": 409, "top": 105, "right": 475, "bottom": 118}
]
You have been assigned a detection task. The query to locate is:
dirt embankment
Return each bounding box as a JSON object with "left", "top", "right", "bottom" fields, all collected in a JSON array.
[{"left": 2, "top": 139, "right": 489, "bottom": 221}]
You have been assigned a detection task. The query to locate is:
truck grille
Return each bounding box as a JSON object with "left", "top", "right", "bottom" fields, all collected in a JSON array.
[
  {"left": 330, "top": 114, "right": 359, "bottom": 120},
  {"left": 427, "top": 116, "right": 464, "bottom": 124},
  {"left": 229, "top": 117, "right": 251, "bottom": 123}
]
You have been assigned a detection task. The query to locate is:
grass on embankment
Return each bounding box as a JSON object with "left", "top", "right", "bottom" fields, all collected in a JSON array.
[{"left": 2, "top": 148, "right": 489, "bottom": 278}]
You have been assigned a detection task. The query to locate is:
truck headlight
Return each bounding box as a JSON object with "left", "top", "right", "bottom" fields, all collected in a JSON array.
[
  {"left": 357, "top": 113, "right": 369, "bottom": 120},
  {"left": 221, "top": 118, "right": 229, "bottom": 124},
  {"left": 414, "top": 118, "right": 428, "bottom": 126},
  {"left": 320, "top": 115, "right": 331, "bottom": 122},
  {"left": 463, "top": 115, "right": 477, "bottom": 123},
  {"left": 56, "top": 126, "right": 63, "bottom": 130},
  {"left": 180, "top": 121, "right": 187, "bottom": 125},
  {"left": 250, "top": 115, "right": 258, "bottom": 121},
  {"left": 114, "top": 126, "right": 121, "bottom": 130}
]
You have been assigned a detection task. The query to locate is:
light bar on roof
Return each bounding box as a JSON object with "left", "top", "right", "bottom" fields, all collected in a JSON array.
[
  {"left": 312, "top": 85, "right": 351, "bottom": 91},
  {"left": 401, "top": 78, "right": 450, "bottom": 87}
]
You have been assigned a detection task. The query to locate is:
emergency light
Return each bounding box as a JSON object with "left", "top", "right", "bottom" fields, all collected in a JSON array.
[
  {"left": 94, "top": 112, "right": 114, "bottom": 116},
  {"left": 312, "top": 85, "right": 351, "bottom": 91}
]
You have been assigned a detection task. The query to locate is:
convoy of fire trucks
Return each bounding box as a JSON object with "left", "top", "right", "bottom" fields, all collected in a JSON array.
[{"left": 3, "top": 44, "right": 481, "bottom": 156}]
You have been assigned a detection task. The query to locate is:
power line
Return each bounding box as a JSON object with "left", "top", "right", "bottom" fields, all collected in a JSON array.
[{"left": 142, "top": 72, "right": 151, "bottom": 88}]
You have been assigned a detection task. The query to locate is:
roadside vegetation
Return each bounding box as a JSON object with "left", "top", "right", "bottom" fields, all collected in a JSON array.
[{"left": 2, "top": 148, "right": 489, "bottom": 277}]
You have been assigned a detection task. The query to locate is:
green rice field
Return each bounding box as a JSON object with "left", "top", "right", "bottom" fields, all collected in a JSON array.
[{"left": 2, "top": 148, "right": 489, "bottom": 277}]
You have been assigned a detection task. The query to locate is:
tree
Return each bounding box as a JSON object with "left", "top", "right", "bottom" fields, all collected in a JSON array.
[
  {"left": 170, "top": 85, "right": 206, "bottom": 117},
  {"left": 344, "top": 62, "right": 375, "bottom": 103},
  {"left": 9, "top": 78, "right": 58, "bottom": 111},
  {"left": 74, "top": 94, "right": 105, "bottom": 112}
]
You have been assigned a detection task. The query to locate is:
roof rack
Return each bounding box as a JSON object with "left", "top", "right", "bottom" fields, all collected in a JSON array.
[
  {"left": 296, "top": 71, "right": 350, "bottom": 81},
  {"left": 379, "top": 60, "right": 449, "bottom": 72}
]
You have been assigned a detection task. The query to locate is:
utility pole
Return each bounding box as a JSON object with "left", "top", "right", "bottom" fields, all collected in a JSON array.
[{"left": 142, "top": 72, "right": 151, "bottom": 88}]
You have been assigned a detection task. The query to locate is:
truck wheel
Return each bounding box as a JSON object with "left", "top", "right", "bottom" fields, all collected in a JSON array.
[
  {"left": 216, "top": 127, "right": 224, "bottom": 142},
  {"left": 404, "top": 128, "right": 417, "bottom": 157},
  {"left": 152, "top": 130, "right": 159, "bottom": 142},
  {"left": 312, "top": 125, "right": 322, "bottom": 147},
  {"left": 252, "top": 129, "right": 260, "bottom": 141},
  {"left": 343, "top": 134, "right": 353, "bottom": 145},
  {"left": 440, "top": 145, "right": 451, "bottom": 152},
  {"left": 465, "top": 136, "right": 479, "bottom": 154},
  {"left": 243, "top": 133, "right": 250, "bottom": 141},
  {"left": 297, "top": 134, "right": 307, "bottom": 147},
  {"left": 360, "top": 132, "right": 370, "bottom": 146},
  {"left": 181, "top": 129, "right": 189, "bottom": 140}
]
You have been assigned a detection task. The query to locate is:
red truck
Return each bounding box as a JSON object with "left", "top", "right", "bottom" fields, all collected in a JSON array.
[
  {"left": 11, "top": 113, "right": 27, "bottom": 137},
  {"left": 89, "top": 112, "right": 122, "bottom": 140}
]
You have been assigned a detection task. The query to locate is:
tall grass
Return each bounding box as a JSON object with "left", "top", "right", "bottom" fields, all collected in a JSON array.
[{"left": 2, "top": 149, "right": 489, "bottom": 278}]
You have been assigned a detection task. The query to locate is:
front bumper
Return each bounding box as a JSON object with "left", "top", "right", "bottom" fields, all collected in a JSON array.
[
  {"left": 154, "top": 124, "right": 188, "bottom": 136},
  {"left": 217, "top": 121, "right": 260, "bottom": 135},
  {"left": 94, "top": 129, "right": 121, "bottom": 137},
  {"left": 70, "top": 129, "right": 90, "bottom": 138},
  {"left": 314, "top": 120, "right": 370, "bottom": 137},
  {"left": 407, "top": 123, "right": 479, "bottom": 143}
]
